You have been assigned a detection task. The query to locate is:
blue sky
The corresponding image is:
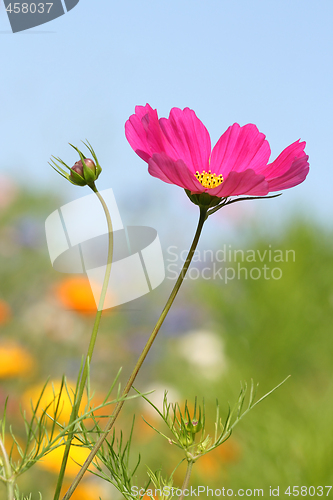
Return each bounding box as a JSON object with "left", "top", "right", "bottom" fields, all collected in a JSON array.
[{"left": 0, "top": 0, "right": 332, "bottom": 243}]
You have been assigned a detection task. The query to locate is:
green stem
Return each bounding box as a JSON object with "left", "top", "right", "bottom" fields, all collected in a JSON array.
[
  {"left": 62, "top": 206, "right": 208, "bottom": 500},
  {"left": 0, "top": 436, "right": 14, "bottom": 500},
  {"left": 53, "top": 184, "right": 113, "bottom": 500},
  {"left": 178, "top": 460, "right": 194, "bottom": 500}
]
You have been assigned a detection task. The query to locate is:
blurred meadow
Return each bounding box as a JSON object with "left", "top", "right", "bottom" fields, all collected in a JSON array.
[
  {"left": 1, "top": 175, "right": 332, "bottom": 499},
  {"left": 1, "top": 0, "right": 333, "bottom": 497}
]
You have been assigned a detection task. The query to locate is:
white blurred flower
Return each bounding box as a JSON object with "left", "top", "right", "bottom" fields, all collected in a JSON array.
[
  {"left": 22, "top": 297, "right": 85, "bottom": 342},
  {"left": 177, "top": 329, "right": 227, "bottom": 380},
  {"left": 140, "top": 382, "right": 181, "bottom": 417}
]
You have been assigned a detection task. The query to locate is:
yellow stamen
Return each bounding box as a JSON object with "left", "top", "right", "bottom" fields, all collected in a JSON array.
[{"left": 195, "top": 170, "right": 223, "bottom": 189}]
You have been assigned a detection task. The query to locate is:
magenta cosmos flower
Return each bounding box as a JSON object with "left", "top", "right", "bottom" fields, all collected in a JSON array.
[{"left": 125, "top": 104, "right": 309, "bottom": 199}]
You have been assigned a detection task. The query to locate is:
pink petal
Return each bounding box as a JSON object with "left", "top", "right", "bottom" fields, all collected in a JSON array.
[
  {"left": 148, "top": 153, "right": 204, "bottom": 192},
  {"left": 158, "top": 107, "right": 211, "bottom": 174},
  {"left": 267, "top": 156, "right": 309, "bottom": 191},
  {"left": 210, "top": 123, "right": 271, "bottom": 177},
  {"left": 125, "top": 104, "right": 164, "bottom": 162},
  {"left": 133, "top": 104, "right": 154, "bottom": 120},
  {"left": 261, "top": 140, "right": 307, "bottom": 179},
  {"left": 208, "top": 169, "right": 269, "bottom": 197}
]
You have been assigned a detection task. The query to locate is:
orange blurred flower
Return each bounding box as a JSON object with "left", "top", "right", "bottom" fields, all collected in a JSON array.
[
  {"left": 196, "top": 439, "right": 240, "bottom": 479},
  {"left": 62, "top": 481, "right": 107, "bottom": 500},
  {"left": 0, "top": 299, "right": 11, "bottom": 325},
  {"left": 0, "top": 342, "right": 34, "bottom": 378},
  {"left": 0, "top": 175, "right": 18, "bottom": 209},
  {"left": 55, "top": 277, "right": 97, "bottom": 314},
  {"left": 133, "top": 414, "right": 158, "bottom": 444}
]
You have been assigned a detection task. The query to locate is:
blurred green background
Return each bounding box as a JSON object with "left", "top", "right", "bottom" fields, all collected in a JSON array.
[
  {"left": 0, "top": 181, "right": 332, "bottom": 499},
  {"left": 1, "top": 0, "right": 332, "bottom": 497}
]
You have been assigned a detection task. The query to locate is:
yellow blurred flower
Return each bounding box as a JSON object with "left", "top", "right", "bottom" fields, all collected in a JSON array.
[
  {"left": 0, "top": 342, "right": 34, "bottom": 378},
  {"left": 0, "top": 299, "right": 11, "bottom": 325},
  {"left": 54, "top": 277, "right": 97, "bottom": 314},
  {"left": 22, "top": 380, "right": 88, "bottom": 424},
  {"left": 2, "top": 433, "right": 24, "bottom": 462},
  {"left": 38, "top": 438, "right": 90, "bottom": 476},
  {"left": 22, "top": 380, "right": 111, "bottom": 433}
]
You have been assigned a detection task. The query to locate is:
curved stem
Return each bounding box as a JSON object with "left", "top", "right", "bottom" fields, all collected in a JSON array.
[
  {"left": 0, "top": 436, "right": 14, "bottom": 500},
  {"left": 62, "top": 206, "right": 208, "bottom": 500},
  {"left": 53, "top": 184, "right": 113, "bottom": 500},
  {"left": 178, "top": 460, "right": 194, "bottom": 500}
]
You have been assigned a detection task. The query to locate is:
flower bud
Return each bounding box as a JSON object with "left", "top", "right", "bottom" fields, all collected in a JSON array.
[
  {"left": 179, "top": 432, "right": 194, "bottom": 447},
  {"left": 185, "top": 419, "right": 202, "bottom": 434},
  {"left": 50, "top": 141, "right": 102, "bottom": 188},
  {"left": 69, "top": 158, "right": 98, "bottom": 186},
  {"left": 70, "top": 158, "right": 96, "bottom": 179}
]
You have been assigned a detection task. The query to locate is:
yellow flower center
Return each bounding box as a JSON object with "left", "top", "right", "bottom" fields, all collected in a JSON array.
[{"left": 195, "top": 170, "right": 223, "bottom": 189}]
